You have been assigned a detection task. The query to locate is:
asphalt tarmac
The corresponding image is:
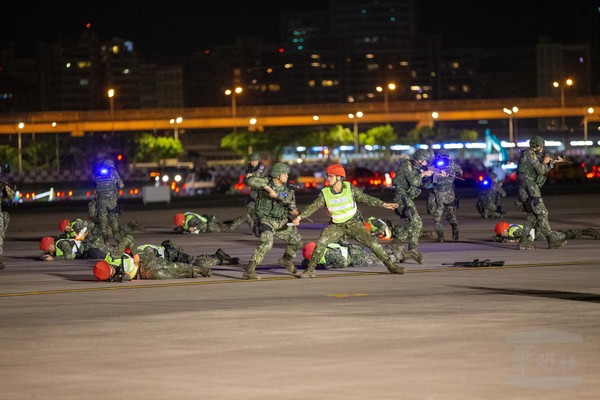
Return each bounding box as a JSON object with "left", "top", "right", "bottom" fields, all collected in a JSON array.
[{"left": 1, "top": 190, "right": 599, "bottom": 399}]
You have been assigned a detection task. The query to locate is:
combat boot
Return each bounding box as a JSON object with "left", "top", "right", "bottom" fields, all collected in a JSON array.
[
  {"left": 451, "top": 224, "right": 459, "bottom": 242},
  {"left": 582, "top": 228, "right": 600, "bottom": 239},
  {"left": 278, "top": 256, "right": 297, "bottom": 274},
  {"left": 299, "top": 265, "right": 317, "bottom": 278},
  {"left": 517, "top": 240, "right": 536, "bottom": 250},
  {"left": 243, "top": 261, "right": 261, "bottom": 280},
  {"left": 547, "top": 238, "right": 567, "bottom": 249},
  {"left": 436, "top": 231, "right": 444, "bottom": 243},
  {"left": 384, "top": 260, "right": 405, "bottom": 274},
  {"left": 216, "top": 248, "right": 234, "bottom": 265},
  {"left": 405, "top": 248, "right": 424, "bottom": 264},
  {"left": 126, "top": 219, "right": 146, "bottom": 232}
]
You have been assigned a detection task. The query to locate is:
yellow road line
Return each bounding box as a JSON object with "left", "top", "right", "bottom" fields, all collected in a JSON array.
[{"left": 0, "top": 260, "right": 595, "bottom": 298}]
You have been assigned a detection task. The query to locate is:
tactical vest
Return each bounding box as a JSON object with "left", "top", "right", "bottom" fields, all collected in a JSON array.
[
  {"left": 319, "top": 243, "right": 349, "bottom": 264},
  {"left": 104, "top": 252, "right": 139, "bottom": 280},
  {"left": 255, "top": 179, "right": 289, "bottom": 219},
  {"left": 508, "top": 224, "right": 535, "bottom": 240},
  {"left": 323, "top": 182, "right": 357, "bottom": 223},
  {"left": 184, "top": 212, "right": 207, "bottom": 229},
  {"left": 95, "top": 169, "right": 116, "bottom": 194},
  {"left": 55, "top": 238, "right": 82, "bottom": 257},
  {"left": 137, "top": 244, "right": 165, "bottom": 258}
]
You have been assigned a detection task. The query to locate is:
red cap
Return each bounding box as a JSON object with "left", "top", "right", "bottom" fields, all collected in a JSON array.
[
  {"left": 39, "top": 236, "right": 55, "bottom": 251},
  {"left": 93, "top": 260, "right": 113, "bottom": 281},
  {"left": 325, "top": 164, "right": 346, "bottom": 178},
  {"left": 174, "top": 213, "right": 185, "bottom": 226},
  {"left": 302, "top": 242, "right": 317, "bottom": 259},
  {"left": 495, "top": 221, "right": 510, "bottom": 235},
  {"left": 58, "top": 219, "right": 70, "bottom": 232}
]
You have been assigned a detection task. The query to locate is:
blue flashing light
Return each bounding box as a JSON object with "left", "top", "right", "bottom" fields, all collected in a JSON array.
[
  {"left": 479, "top": 178, "right": 492, "bottom": 190},
  {"left": 99, "top": 168, "right": 109, "bottom": 175},
  {"left": 434, "top": 158, "right": 448, "bottom": 169}
]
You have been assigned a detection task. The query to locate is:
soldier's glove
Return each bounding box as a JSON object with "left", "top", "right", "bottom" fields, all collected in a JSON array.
[{"left": 40, "top": 254, "right": 54, "bottom": 261}]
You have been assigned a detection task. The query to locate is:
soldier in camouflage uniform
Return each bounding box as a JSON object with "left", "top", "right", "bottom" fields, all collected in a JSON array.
[
  {"left": 159, "top": 240, "right": 239, "bottom": 265},
  {"left": 93, "top": 245, "right": 214, "bottom": 282},
  {"left": 58, "top": 218, "right": 144, "bottom": 241},
  {"left": 94, "top": 159, "right": 124, "bottom": 244},
  {"left": 243, "top": 162, "right": 302, "bottom": 280},
  {"left": 0, "top": 175, "right": 14, "bottom": 270},
  {"left": 39, "top": 233, "right": 135, "bottom": 261},
  {"left": 244, "top": 152, "right": 267, "bottom": 228},
  {"left": 427, "top": 149, "right": 463, "bottom": 242},
  {"left": 476, "top": 172, "right": 507, "bottom": 218},
  {"left": 391, "top": 149, "right": 435, "bottom": 253},
  {"left": 515, "top": 135, "right": 567, "bottom": 250},
  {"left": 292, "top": 164, "right": 403, "bottom": 278},
  {"left": 493, "top": 221, "right": 600, "bottom": 243},
  {"left": 173, "top": 212, "right": 244, "bottom": 234},
  {"left": 364, "top": 216, "right": 434, "bottom": 250}
]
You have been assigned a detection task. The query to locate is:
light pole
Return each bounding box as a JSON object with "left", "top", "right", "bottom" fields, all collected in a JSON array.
[
  {"left": 503, "top": 106, "right": 519, "bottom": 159},
  {"left": 376, "top": 83, "right": 396, "bottom": 115},
  {"left": 247, "top": 117, "right": 257, "bottom": 154},
  {"left": 107, "top": 88, "right": 115, "bottom": 134},
  {"left": 584, "top": 107, "right": 594, "bottom": 152},
  {"left": 225, "top": 87, "right": 243, "bottom": 132},
  {"left": 553, "top": 78, "right": 573, "bottom": 130},
  {"left": 17, "top": 122, "right": 24, "bottom": 174},
  {"left": 52, "top": 122, "right": 59, "bottom": 173},
  {"left": 170, "top": 117, "right": 183, "bottom": 140},
  {"left": 348, "top": 111, "right": 363, "bottom": 154}
]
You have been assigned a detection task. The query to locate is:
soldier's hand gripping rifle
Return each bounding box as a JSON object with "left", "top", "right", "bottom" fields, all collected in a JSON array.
[
  {"left": 442, "top": 259, "right": 505, "bottom": 267},
  {"left": 429, "top": 157, "right": 465, "bottom": 181},
  {"left": 543, "top": 152, "right": 571, "bottom": 164}
]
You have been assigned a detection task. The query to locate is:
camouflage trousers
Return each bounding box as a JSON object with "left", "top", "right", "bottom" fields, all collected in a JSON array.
[
  {"left": 0, "top": 211, "right": 9, "bottom": 255},
  {"left": 139, "top": 256, "right": 209, "bottom": 279},
  {"left": 250, "top": 219, "right": 302, "bottom": 265},
  {"left": 307, "top": 214, "right": 392, "bottom": 271},
  {"left": 96, "top": 195, "right": 120, "bottom": 242},
  {"left": 393, "top": 196, "right": 422, "bottom": 249},
  {"left": 430, "top": 190, "right": 458, "bottom": 232},
  {"left": 518, "top": 185, "right": 558, "bottom": 244},
  {"left": 207, "top": 216, "right": 244, "bottom": 233}
]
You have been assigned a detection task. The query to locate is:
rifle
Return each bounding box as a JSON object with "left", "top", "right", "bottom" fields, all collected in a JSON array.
[
  {"left": 442, "top": 259, "right": 505, "bottom": 267},
  {"left": 429, "top": 157, "right": 465, "bottom": 181},
  {"left": 544, "top": 152, "right": 572, "bottom": 164},
  {"left": 0, "top": 179, "right": 17, "bottom": 192}
]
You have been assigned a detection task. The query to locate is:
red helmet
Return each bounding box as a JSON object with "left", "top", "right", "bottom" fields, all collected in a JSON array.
[
  {"left": 302, "top": 242, "right": 317, "bottom": 259},
  {"left": 39, "top": 236, "right": 55, "bottom": 251},
  {"left": 173, "top": 213, "right": 185, "bottom": 226},
  {"left": 58, "top": 219, "right": 71, "bottom": 232},
  {"left": 364, "top": 222, "right": 373, "bottom": 231},
  {"left": 325, "top": 164, "right": 346, "bottom": 178},
  {"left": 495, "top": 221, "right": 510, "bottom": 235},
  {"left": 93, "top": 260, "right": 113, "bottom": 281}
]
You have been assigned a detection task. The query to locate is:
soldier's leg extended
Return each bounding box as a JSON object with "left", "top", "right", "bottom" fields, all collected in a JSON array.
[
  {"left": 245, "top": 228, "right": 275, "bottom": 280},
  {"left": 530, "top": 197, "right": 566, "bottom": 249},
  {"left": 446, "top": 205, "right": 459, "bottom": 242},
  {"left": 432, "top": 203, "right": 445, "bottom": 242},
  {"left": 351, "top": 219, "right": 404, "bottom": 274},
  {"left": 274, "top": 226, "right": 302, "bottom": 274},
  {"left": 96, "top": 204, "right": 111, "bottom": 244},
  {"left": 300, "top": 224, "right": 345, "bottom": 278}
]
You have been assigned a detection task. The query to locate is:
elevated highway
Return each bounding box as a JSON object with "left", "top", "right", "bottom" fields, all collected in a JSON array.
[{"left": 1, "top": 96, "right": 599, "bottom": 137}]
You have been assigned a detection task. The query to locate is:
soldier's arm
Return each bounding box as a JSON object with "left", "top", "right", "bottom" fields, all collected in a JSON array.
[
  {"left": 298, "top": 192, "right": 326, "bottom": 219},
  {"left": 247, "top": 176, "right": 270, "bottom": 189},
  {"left": 526, "top": 151, "right": 551, "bottom": 176},
  {"left": 351, "top": 185, "right": 385, "bottom": 207}
]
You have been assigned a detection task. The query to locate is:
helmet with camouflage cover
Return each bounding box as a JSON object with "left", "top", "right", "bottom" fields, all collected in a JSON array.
[
  {"left": 435, "top": 148, "right": 449, "bottom": 157},
  {"left": 248, "top": 153, "right": 260, "bottom": 161},
  {"left": 413, "top": 149, "right": 431, "bottom": 162},
  {"left": 270, "top": 162, "right": 290, "bottom": 178},
  {"left": 529, "top": 136, "right": 545, "bottom": 148},
  {"left": 103, "top": 159, "right": 115, "bottom": 168}
]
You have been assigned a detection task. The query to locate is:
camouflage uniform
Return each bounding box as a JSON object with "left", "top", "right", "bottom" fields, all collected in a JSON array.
[
  {"left": 302, "top": 241, "right": 409, "bottom": 270},
  {"left": 244, "top": 170, "right": 302, "bottom": 279},
  {"left": 299, "top": 182, "right": 401, "bottom": 277},
  {"left": 494, "top": 224, "right": 600, "bottom": 243},
  {"left": 392, "top": 159, "right": 425, "bottom": 249},
  {"left": 159, "top": 240, "right": 239, "bottom": 265},
  {"left": 0, "top": 182, "right": 13, "bottom": 267},
  {"left": 476, "top": 173, "right": 507, "bottom": 219},
  {"left": 174, "top": 212, "right": 244, "bottom": 234},
  {"left": 427, "top": 153, "right": 463, "bottom": 242},
  {"left": 94, "top": 160, "right": 124, "bottom": 244},
  {"left": 516, "top": 137, "right": 566, "bottom": 250},
  {"left": 244, "top": 154, "right": 267, "bottom": 227}
]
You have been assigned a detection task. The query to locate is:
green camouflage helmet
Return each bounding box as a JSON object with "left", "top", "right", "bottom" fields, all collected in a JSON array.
[
  {"left": 413, "top": 149, "right": 431, "bottom": 162},
  {"left": 529, "top": 136, "right": 545, "bottom": 148},
  {"left": 103, "top": 159, "right": 115, "bottom": 168},
  {"left": 270, "top": 162, "right": 290, "bottom": 177},
  {"left": 248, "top": 153, "right": 260, "bottom": 161}
]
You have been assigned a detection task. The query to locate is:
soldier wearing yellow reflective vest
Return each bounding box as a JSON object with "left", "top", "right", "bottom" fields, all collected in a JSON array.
[
  {"left": 292, "top": 164, "right": 404, "bottom": 278},
  {"left": 493, "top": 221, "right": 600, "bottom": 245},
  {"left": 173, "top": 212, "right": 243, "bottom": 234},
  {"left": 39, "top": 233, "right": 135, "bottom": 261}
]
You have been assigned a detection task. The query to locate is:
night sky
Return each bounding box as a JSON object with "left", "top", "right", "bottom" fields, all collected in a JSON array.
[{"left": 1, "top": 1, "right": 595, "bottom": 61}]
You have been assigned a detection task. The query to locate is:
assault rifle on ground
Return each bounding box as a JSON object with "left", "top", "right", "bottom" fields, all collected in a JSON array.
[{"left": 442, "top": 259, "right": 505, "bottom": 267}]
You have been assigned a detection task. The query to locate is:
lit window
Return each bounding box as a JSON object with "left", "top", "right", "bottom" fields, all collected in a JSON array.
[
  {"left": 311, "top": 54, "right": 320, "bottom": 59},
  {"left": 284, "top": 63, "right": 294, "bottom": 69},
  {"left": 367, "top": 63, "right": 379, "bottom": 70},
  {"left": 112, "top": 45, "right": 119, "bottom": 55},
  {"left": 266, "top": 68, "right": 273, "bottom": 73},
  {"left": 366, "top": 54, "right": 375, "bottom": 59},
  {"left": 308, "top": 80, "right": 316, "bottom": 87},
  {"left": 322, "top": 80, "right": 334, "bottom": 87},
  {"left": 399, "top": 61, "right": 409, "bottom": 66},
  {"left": 311, "top": 62, "right": 320, "bottom": 68},
  {"left": 268, "top": 84, "right": 280, "bottom": 92},
  {"left": 452, "top": 62, "right": 460, "bottom": 69},
  {"left": 462, "top": 85, "right": 470, "bottom": 93}
]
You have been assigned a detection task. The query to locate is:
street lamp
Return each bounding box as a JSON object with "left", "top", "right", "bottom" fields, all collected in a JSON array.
[
  {"left": 225, "top": 87, "right": 243, "bottom": 132},
  {"left": 503, "top": 106, "right": 519, "bottom": 159},
  {"left": 169, "top": 116, "right": 183, "bottom": 140},
  {"left": 17, "top": 122, "right": 24, "bottom": 174},
  {"left": 107, "top": 88, "right": 115, "bottom": 134},
  {"left": 348, "top": 111, "right": 363, "bottom": 154},
  {"left": 247, "top": 117, "right": 257, "bottom": 154},
  {"left": 376, "top": 83, "right": 396, "bottom": 115},
  {"left": 584, "top": 107, "right": 594, "bottom": 152},
  {"left": 552, "top": 78, "right": 573, "bottom": 130}
]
